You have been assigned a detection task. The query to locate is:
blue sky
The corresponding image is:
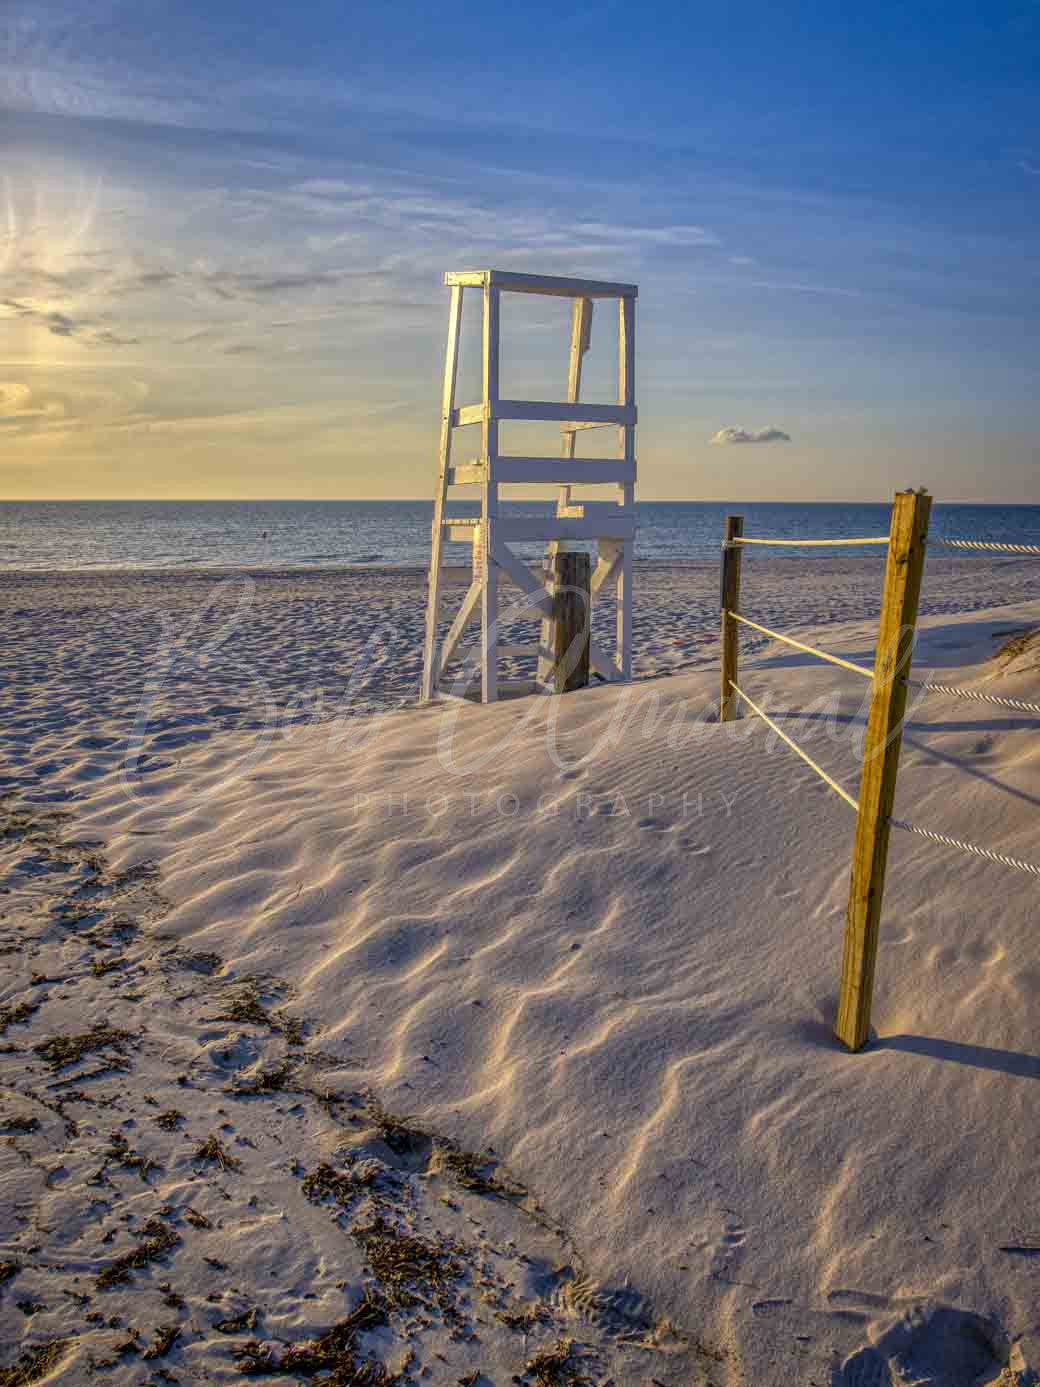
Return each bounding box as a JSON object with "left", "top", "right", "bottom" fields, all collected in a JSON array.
[{"left": 1, "top": 0, "right": 1038, "bottom": 500}]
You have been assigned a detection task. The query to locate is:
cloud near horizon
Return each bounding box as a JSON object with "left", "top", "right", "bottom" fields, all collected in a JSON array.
[{"left": 710, "top": 426, "right": 792, "bottom": 445}]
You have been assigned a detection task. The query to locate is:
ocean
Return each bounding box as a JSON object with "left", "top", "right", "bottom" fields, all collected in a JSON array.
[{"left": 0, "top": 500, "right": 1038, "bottom": 571}]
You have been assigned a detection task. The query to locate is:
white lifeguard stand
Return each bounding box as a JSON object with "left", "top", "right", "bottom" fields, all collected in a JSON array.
[{"left": 420, "top": 269, "right": 637, "bottom": 704}]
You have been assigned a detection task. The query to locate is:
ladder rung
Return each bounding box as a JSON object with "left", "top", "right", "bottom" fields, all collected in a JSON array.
[
  {"left": 496, "top": 400, "right": 635, "bottom": 425},
  {"left": 558, "top": 502, "right": 627, "bottom": 520},
  {"left": 450, "top": 458, "right": 635, "bottom": 486},
  {"left": 451, "top": 401, "right": 635, "bottom": 428},
  {"left": 493, "top": 516, "right": 635, "bottom": 542}
]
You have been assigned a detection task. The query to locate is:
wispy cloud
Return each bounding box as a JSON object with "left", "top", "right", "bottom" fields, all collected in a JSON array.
[
  {"left": 1, "top": 296, "right": 138, "bottom": 344},
  {"left": 710, "top": 426, "right": 791, "bottom": 445}
]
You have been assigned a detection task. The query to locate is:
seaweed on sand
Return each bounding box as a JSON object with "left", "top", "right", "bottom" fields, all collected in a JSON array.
[
  {"left": 0, "top": 1115, "right": 40, "bottom": 1134},
  {"left": 495, "top": 1304, "right": 551, "bottom": 1333},
  {"left": 431, "top": 1140, "right": 525, "bottom": 1199},
  {"left": 215, "top": 1307, "right": 259, "bottom": 1334},
  {"left": 994, "top": 625, "right": 1040, "bottom": 664},
  {"left": 226, "top": 1057, "right": 300, "bottom": 1097},
  {"left": 142, "top": 1325, "right": 181, "bottom": 1360},
  {"left": 522, "top": 1339, "right": 593, "bottom": 1386},
  {"left": 192, "top": 1134, "right": 242, "bottom": 1172},
  {"left": 0, "top": 1001, "right": 38, "bottom": 1037},
  {"left": 33, "top": 1023, "right": 133, "bottom": 1071},
  {"left": 300, "top": 1161, "right": 383, "bottom": 1210},
  {"left": 350, "top": 1213, "right": 464, "bottom": 1311},
  {"left": 96, "top": 1219, "right": 180, "bottom": 1290},
  {"left": 363, "top": 1100, "right": 427, "bottom": 1157},
  {"left": 0, "top": 1340, "right": 72, "bottom": 1385},
  {"left": 216, "top": 980, "right": 306, "bottom": 1046},
  {"left": 234, "top": 1291, "right": 398, "bottom": 1382},
  {"left": 98, "top": 1129, "right": 161, "bottom": 1182}
]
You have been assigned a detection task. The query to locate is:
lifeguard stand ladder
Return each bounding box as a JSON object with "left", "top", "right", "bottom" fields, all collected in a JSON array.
[{"left": 420, "top": 269, "right": 637, "bottom": 704}]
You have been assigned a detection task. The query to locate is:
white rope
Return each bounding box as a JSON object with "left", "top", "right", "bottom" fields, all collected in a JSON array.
[
  {"left": 905, "top": 679, "right": 1040, "bottom": 717},
  {"left": 889, "top": 817, "right": 1040, "bottom": 879},
  {"left": 730, "top": 536, "right": 890, "bottom": 548},
  {"left": 730, "top": 681, "right": 859, "bottom": 810},
  {"left": 933, "top": 537, "right": 1040, "bottom": 556},
  {"left": 729, "top": 611, "right": 875, "bottom": 679}
]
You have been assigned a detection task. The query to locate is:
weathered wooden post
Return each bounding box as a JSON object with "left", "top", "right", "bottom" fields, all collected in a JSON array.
[
  {"left": 548, "top": 544, "right": 591, "bottom": 693},
  {"left": 835, "top": 488, "right": 931, "bottom": 1051},
  {"left": 719, "top": 515, "right": 744, "bottom": 721}
]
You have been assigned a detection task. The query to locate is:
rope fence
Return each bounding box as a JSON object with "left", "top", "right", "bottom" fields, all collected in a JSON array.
[
  {"left": 730, "top": 535, "right": 891, "bottom": 547},
  {"left": 729, "top": 680, "right": 859, "bottom": 810},
  {"left": 934, "top": 537, "right": 1040, "bottom": 556},
  {"left": 727, "top": 611, "right": 874, "bottom": 679},
  {"left": 889, "top": 818, "right": 1040, "bottom": 879},
  {"left": 726, "top": 532, "right": 1040, "bottom": 556},
  {"left": 905, "top": 679, "right": 1040, "bottom": 717},
  {"left": 718, "top": 490, "right": 1039, "bottom": 1051}
]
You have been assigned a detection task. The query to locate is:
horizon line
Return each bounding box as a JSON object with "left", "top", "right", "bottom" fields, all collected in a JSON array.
[{"left": 0, "top": 497, "right": 1036, "bottom": 507}]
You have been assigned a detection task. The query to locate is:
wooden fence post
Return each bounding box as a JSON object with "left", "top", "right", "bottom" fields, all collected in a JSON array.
[
  {"left": 835, "top": 488, "right": 932, "bottom": 1051},
  {"left": 720, "top": 515, "right": 744, "bottom": 721},
  {"left": 549, "top": 544, "right": 591, "bottom": 694}
]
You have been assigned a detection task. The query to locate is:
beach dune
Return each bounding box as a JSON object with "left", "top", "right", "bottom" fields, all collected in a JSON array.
[{"left": 0, "top": 566, "right": 1037, "bottom": 1384}]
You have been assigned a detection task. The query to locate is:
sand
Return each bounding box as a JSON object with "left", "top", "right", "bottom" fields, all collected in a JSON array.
[{"left": 0, "top": 558, "right": 1038, "bottom": 1385}]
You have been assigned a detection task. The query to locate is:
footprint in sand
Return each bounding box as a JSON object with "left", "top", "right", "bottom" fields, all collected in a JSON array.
[
  {"left": 708, "top": 1215, "right": 747, "bottom": 1277},
  {"left": 834, "top": 1345, "right": 891, "bottom": 1386},
  {"left": 676, "top": 838, "right": 713, "bottom": 855},
  {"left": 837, "top": 1305, "right": 1010, "bottom": 1387}
]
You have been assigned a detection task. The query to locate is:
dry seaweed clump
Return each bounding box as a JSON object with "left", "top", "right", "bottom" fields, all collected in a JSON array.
[
  {"left": 227, "top": 1057, "right": 300, "bottom": 1097},
  {"left": 301, "top": 1161, "right": 382, "bottom": 1209},
  {"left": 360, "top": 1100, "right": 425, "bottom": 1157},
  {"left": 431, "top": 1140, "right": 524, "bottom": 1198},
  {"left": 216, "top": 980, "right": 306, "bottom": 1046},
  {"left": 994, "top": 625, "right": 1040, "bottom": 665},
  {"left": 522, "top": 1339, "right": 593, "bottom": 1386},
  {"left": 97, "top": 1129, "right": 161, "bottom": 1182},
  {"left": 193, "top": 1133, "right": 242, "bottom": 1172},
  {"left": 0, "top": 1261, "right": 19, "bottom": 1285},
  {"left": 142, "top": 1325, "right": 181, "bottom": 1361},
  {"left": 496, "top": 1304, "right": 551, "bottom": 1333},
  {"left": 0, "top": 1001, "right": 38, "bottom": 1037},
  {"left": 351, "top": 1213, "right": 464, "bottom": 1310},
  {"left": 33, "top": 1023, "right": 133, "bottom": 1071},
  {"left": 154, "top": 1108, "right": 184, "bottom": 1131},
  {"left": 0, "top": 1339, "right": 72, "bottom": 1385},
  {"left": 0, "top": 1115, "right": 40, "bottom": 1135},
  {"left": 234, "top": 1291, "right": 398, "bottom": 1382},
  {"left": 96, "top": 1218, "right": 180, "bottom": 1289}
]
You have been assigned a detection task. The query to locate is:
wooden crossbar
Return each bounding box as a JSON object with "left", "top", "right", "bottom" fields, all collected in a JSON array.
[{"left": 444, "top": 269, "right": 637, "bottom": 298}]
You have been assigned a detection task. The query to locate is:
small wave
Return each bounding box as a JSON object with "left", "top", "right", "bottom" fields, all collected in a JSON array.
[{"left": 353, "top": 552, "right": 384, "bottom": 563}]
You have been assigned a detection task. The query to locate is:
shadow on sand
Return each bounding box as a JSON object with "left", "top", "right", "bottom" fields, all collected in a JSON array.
[{"left": 873, "top": 1034, "right": 1040, "bottom": 1079}]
